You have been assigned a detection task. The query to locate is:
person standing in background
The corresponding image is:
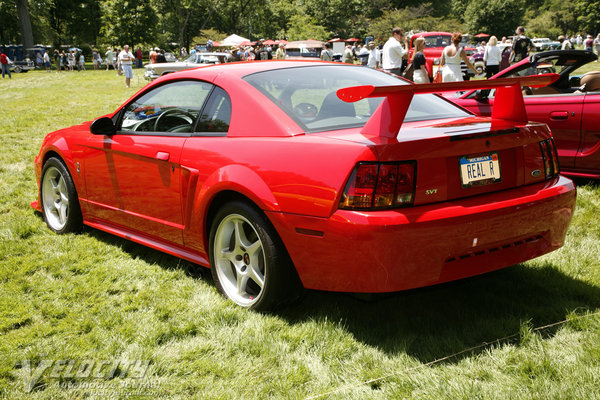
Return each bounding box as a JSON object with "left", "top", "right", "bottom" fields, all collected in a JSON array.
[
  {"left": 275, "top": 43, "right": 286, "bottom": 60},
  {"left": 43, "top": 51, "right": 51, "bottom": 72},
  {"left": 78, "top": 53, "right": 85, "bottom": 71},
  {"left": 105, "top": 47, "right": 114, "bottom": 71},
  {"left": 440, "top": 32, "right": 475, "bottom": 82},
  {"left": 53, "top": 50, "right": 61, "bottom": 72},
  {"left": 0, "top": 52, "right": 11, "bottom": 79},
  {"left": 119, "top": 45, "right": 135, "bottom": 88},
  {"left": 366, "top": 41, "right": 380, "bottom": 69},
  {"left": 411, "top": 37, "right": 429, "bottom": 83},
  {"left": 483, "top": 36, "right": 501, "bottom": 78},
  {"left": 509, "top": 26, "right": 533, "bottom": 63},
  {"left": 584, "top": 35, "right": 594, "bottom": 52},
  {"left": 321, "top": 43, "right": 333, "bottom": 61},
  {"left": 382, "top": 27, "right": 408, "bottom": 76}
]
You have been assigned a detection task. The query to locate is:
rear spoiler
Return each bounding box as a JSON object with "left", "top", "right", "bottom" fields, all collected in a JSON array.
[{"left": 336, "top": 74, "right": 559, "bottom": 138}]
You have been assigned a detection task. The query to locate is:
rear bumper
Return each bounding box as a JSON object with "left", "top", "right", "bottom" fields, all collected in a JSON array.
[{"left": 267, "top": 176, "right": 576, "bottom": 293}]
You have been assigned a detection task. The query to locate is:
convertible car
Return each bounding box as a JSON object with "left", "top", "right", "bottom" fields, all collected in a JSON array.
[
  {"left": 450, "top": 50, "right": 600, "bottom": 179},
  {"left": 33, "top": 61, "right": 576, "bottom": 310}
]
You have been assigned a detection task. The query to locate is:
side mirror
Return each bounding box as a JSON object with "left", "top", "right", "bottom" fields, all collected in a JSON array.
[{"left": 90, "top": 117, "right": 116, "bottom": 135}]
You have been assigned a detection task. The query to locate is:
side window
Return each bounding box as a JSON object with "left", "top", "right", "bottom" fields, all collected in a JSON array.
[
  {"left": 195, "top": 87, "right": 232, "bottom": 135},
  {"left": 120, "top": 80, "right": 213, "bottom": 134}
]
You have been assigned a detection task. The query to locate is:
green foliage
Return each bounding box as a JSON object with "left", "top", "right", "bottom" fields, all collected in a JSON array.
[
  {"left": 527, "top": 11, "right": 562, "bottom": 39},
  {"left": 464, "top": 0, "right": 525, "bottom": 38},
  {"left": 5, "top": 0, "right": 600, "bottom": 51},
  {"left": 285, "top": 14, "right": 328, "bottom": 41},
  {"left": 99, "top": 0, "right": 158, "bottom": 47},
  {"left": 576, "top": 1, "right": 600, "bottom": 35},
  {"left": 370, "top": 6, "right": 464, "bottom": 43}
]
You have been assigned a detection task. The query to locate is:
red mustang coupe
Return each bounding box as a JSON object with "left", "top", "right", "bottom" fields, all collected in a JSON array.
[
  {"left": 449, "top": 50, "right": 600, "bottom": 179},
  {"left": 33, "top": 61, "right": 576, "bottom": 310}
]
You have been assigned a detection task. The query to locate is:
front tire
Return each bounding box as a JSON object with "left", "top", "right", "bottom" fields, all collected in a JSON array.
[
  {"left": 40, "top": 157, "right": 83, "bottom": 234},
  {"left": 209, "top": 201, "right": 302, "bottom": 311}
]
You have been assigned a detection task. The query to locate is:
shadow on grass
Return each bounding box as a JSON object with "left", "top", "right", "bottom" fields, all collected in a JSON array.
[
  {"left": 85, "top": 228, "right": 208, "bottom": 280},
  {"left": 279, "top": 263, "right": 600, "bottom": 362},
  {"left": 572, "top": 177, "right": 600, "bottom": 188},
  {"left": 81, "top": 223, "right": 600, "bottom": 364}
]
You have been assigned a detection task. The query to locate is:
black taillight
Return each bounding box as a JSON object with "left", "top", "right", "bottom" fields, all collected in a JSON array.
[
  {"left": 539, "top": 138, "right": 560, "bottom": 179},
  {"left": 340, "top": 162, "right": 416, "bottom": 210}
]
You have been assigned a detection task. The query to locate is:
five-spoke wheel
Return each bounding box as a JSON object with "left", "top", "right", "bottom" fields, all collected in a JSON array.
[
  {"left": 41, "top": 157, "right": 82, "bottom": 234},
  {"left": 209, "top": 201, "right": 302, "bottom": 311}
]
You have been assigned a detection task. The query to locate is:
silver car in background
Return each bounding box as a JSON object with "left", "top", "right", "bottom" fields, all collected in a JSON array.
[{"left": 144, "top": 52, "right": 230, "bottom": 80}]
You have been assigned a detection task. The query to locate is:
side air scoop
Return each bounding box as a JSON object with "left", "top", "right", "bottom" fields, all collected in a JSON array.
[{"left": 336, "top": 74, "right": 559, "bottom": 138}]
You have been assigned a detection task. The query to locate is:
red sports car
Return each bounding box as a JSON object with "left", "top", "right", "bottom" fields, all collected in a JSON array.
[
  {"left": 33, "top": 61, "right": 576, "bottom": 310},
  {"left": 449, "top": 50, "right": 600, "bottom": 179}
]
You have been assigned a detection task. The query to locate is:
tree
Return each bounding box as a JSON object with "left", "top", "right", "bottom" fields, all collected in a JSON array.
[
  {"left": 464, "top": 0, "right": 524, "bottom": 38},
  {"left": 286, "top": 14, "right": 328, "bottom": 41},
  {"left": 16, "top": 0, "right": 34, "bottom": 49},
  {"left": 100, "top": 0, "right": 158, "bottom": 46},
  {"left": 0, "top": 2, "right": 20, "bottom": 44},
  {"left": 576, "top": 0, "right": 600, "bottom": 35}
]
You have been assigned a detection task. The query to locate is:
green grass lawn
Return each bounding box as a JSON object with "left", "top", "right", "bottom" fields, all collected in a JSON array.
[{"left": 1, "top": 68, "right": 599, "bottom": 399}]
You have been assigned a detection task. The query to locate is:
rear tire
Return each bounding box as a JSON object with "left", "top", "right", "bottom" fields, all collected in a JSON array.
[
  {"left": 209, "top": 201, "right": 302, "bottom": 311},
  {"left": 40, "top": 157, "right": 83, "bottom": 234}
]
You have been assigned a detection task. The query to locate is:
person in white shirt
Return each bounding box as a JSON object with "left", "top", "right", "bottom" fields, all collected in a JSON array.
[
  {"left": 43, "top": 51, "right": 51, "bottom": 72},
  {"left": 118, "top": 45, "right": 135, "bottom": 88},
  {"left": 366, "top": 42, "right": 380, "bottom": 69},
  {"left": 382, "top": 27, "right": 408, "bottom": 76},
  {"left": 483, "top": 36, "right": 501, "bottom": 78}
]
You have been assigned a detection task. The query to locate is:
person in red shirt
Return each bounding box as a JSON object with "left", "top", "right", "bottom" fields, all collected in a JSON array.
[{"left": 0, "top": 53, "right": 11, "bottom": 79}]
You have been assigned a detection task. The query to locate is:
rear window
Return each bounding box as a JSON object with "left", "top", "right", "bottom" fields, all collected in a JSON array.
[{"left": 243, "top": 65, "right": 469, "bottom": 133}]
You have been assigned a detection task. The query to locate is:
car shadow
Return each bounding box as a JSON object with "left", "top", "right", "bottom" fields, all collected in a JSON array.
[
  {"left": 85, "top": 228, "right": 208, "bottom": 280},
  {"left": 84, "top": 226, "right": 599, "bottom": 364},
  {"left": 278, "top": 262, "right": 600, "bottom": 363}
]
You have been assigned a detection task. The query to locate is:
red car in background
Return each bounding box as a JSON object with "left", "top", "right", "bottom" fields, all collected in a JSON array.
[
  {"left": 450, "top": 50, "right": 600, "bottom": 179},
  {"left": 33, "top": 61, "right": 576, "bottom": 310},
  {"left": 408, "top": 31, "right": 477, "bottom": 80}
]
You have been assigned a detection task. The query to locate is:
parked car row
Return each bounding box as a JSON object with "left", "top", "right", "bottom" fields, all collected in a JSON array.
[{"left": 532, "top": 37, "right": 562, "bottom": 51}]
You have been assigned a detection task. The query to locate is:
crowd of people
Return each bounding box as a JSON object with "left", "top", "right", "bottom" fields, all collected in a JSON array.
[
  {"left": 354, "top": 26, "right": 600, "bottom": 83},
  {"left": 4, "top": 27, "right": 600, "bottom": 85}
]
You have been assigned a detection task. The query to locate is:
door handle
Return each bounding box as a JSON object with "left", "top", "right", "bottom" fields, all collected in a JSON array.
[
  {"left": 155, "top": 151, "right": 170, "bottom": 161},
  {"left": 549, "top": 111, "right": 568, "bottom": 120}
]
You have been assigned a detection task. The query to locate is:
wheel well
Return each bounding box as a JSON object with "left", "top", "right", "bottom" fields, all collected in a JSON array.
[
  {"left": 42, "top": 150, "right": 62, "bottom": 166},
  {"left": 205, "top": 191, "right": 262, "bottom": 245}
]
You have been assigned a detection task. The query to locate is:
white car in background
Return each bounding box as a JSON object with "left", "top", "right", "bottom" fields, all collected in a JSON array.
[
  {"left": 532, "top": 38, "right": 561, "bottom": 51},
  {"left": 144, "top": 52, "right": 230, "bottom": 80}
]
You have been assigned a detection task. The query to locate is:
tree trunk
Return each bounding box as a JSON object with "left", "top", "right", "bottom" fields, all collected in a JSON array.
[{"left": 16, "top": 0, "right": 34, "bottom": 49}]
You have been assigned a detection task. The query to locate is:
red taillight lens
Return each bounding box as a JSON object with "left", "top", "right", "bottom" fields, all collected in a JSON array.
[
  {"left": 342, "top": 164, "right": 378, "bottom": 209},
  {"left": 374, "top": 164, "right": 398, "bottom": 207},
  {"left": 539, "top": 138, "right": 560, "bottom": 179},
  {"left": 340, "top": 162, "right": 416, "bottom": 210}
]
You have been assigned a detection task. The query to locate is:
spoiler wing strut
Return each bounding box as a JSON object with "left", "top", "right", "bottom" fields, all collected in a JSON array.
[{"left": 336, "top": 74, "right": 559, "bottom": 138}]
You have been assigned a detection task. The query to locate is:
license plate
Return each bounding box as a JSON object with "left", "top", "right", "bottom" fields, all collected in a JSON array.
[{"left": 460, "top": 153, "right": 501, "bottom": 187}]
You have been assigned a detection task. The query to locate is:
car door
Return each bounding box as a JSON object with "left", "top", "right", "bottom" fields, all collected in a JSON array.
[
  {"left": 83, "top": 80, "right": 215, "bottom": 245},
  {"left": 522, "top": 93, "right": 584, "bottom": 170},
  {"left": 577, "top": 92, "right": 600, "bottom": 173}
]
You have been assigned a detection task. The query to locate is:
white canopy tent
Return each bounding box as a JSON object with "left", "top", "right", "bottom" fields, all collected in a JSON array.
[{"left": 220, "top": 34, "right": 251, "bottom": 47}]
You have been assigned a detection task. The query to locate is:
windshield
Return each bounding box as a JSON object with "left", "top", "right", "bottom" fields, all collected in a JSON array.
[
  {"left": 244, "top": 65, "right": 470, "bottom": 133},
  {"left": 422, "top": 35, "right": 452, "bottom": 48}
]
